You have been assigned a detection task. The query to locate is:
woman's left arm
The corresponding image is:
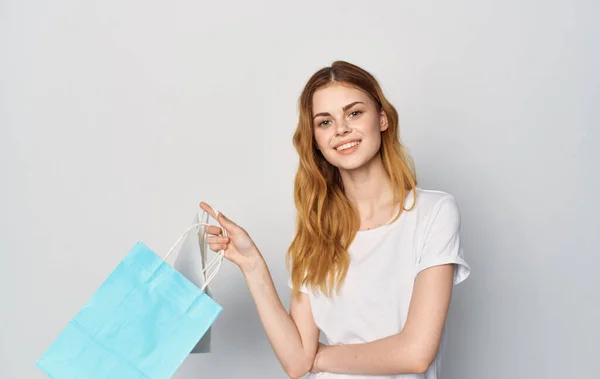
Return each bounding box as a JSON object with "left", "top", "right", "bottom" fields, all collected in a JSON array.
[{"left": 311, "top": 263, "right": 455, "bottom": 375}]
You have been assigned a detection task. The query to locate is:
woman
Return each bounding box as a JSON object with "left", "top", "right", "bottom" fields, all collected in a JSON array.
[{"left": 200, "top": 60, "right": 471, "bottom": 378}]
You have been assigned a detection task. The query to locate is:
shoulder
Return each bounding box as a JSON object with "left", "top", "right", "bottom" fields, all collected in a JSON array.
[{"left": 407, "top": 187, "right": 461, "bottom": 222}]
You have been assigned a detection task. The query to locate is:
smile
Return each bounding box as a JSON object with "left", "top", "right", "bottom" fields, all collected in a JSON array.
[{"left": 335, "top": 141, "right": 361, "bottom": 151}]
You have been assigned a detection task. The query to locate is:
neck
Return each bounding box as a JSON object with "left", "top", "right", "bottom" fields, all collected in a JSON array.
[{"left": 339, "top": 154, "right": 394, "bottom": 220}]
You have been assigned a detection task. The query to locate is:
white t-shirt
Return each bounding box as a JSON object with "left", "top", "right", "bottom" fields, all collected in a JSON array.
[{"left": 288, "top": 188, "right": 471, "bottom": 379}]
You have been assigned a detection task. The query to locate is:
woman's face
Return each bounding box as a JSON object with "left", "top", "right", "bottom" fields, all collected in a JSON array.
[{"left": 312, "top": 83, "right": 388, "bottom": 171}]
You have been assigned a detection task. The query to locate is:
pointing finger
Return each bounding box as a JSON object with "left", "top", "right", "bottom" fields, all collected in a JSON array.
[
  {"left": 217, "top": 212, "right": 241, "bottom": 235},
  {"left": 199, "top": 201, "right": 220, "bottom": 219}
]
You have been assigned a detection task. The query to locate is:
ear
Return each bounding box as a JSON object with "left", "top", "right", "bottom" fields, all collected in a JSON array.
[{"left": 379, "top": 109, "right": 389, "bottom": 132}]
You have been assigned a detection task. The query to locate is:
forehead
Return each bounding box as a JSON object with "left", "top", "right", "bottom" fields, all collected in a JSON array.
[{"left": 312, "top": 83, "right": 372, "bottom": 113}]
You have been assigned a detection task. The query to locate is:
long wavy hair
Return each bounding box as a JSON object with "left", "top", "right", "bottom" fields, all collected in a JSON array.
[{"left": 287, "top": 61, "right": 418, "bottom": 297}]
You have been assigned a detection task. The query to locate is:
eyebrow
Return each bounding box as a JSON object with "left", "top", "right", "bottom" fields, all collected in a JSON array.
[{"left": 313, "top": 101, "right": 365, "bottom": 120}]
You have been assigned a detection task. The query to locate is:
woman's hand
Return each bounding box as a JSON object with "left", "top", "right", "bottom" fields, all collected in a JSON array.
[
  {"left": 310, "top": 343, "right": 327, "bottom": 374},
  {"left": 199, "top": 201, "right": 263, "bottom": 273}
]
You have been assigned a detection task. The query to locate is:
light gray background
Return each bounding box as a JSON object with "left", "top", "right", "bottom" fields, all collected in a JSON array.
[{"left": 1, "top": 1, "right": 598, "bottom": 378}]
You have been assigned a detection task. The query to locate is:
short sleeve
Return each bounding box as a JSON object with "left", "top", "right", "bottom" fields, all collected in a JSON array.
[
  {"left": 288, "top": 277, "right": 309, "bottom": 294},
  {"left": 416, "top": 195, "right": 471, "bottom": 285}
]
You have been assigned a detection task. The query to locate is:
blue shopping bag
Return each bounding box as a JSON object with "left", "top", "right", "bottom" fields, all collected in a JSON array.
[{"left": 36, "top": 209, "right": 227, "bottom": 379}]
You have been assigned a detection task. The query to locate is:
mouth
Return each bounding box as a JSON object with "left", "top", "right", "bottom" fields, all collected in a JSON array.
[{"left": 334, "top": 140, "right": 361, "bottom": 151}]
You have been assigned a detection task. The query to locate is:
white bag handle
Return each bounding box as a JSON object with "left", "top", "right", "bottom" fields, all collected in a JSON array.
[{"left": 163, "top": 205, "right": 227, "bottom": 292}]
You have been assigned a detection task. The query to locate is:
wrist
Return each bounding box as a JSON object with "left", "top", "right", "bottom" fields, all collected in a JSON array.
[
  {"left": 313, "top": 351, "right": 323, "bottom": 373},
  {"left": 239, "top": 249, "right": 266, "bottom": 275},
  {"left": 312, "top": 343, "right": 328, "bottom": 373}
]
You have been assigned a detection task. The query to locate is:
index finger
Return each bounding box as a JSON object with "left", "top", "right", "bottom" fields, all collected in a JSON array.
[{"left": 199, "top": 201, "right": 220, "bottom": 219}]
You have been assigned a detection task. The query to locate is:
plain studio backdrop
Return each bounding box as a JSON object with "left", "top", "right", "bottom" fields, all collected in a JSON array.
[{"left": 1, "top": 1, "right": 598, "bottom": 378}]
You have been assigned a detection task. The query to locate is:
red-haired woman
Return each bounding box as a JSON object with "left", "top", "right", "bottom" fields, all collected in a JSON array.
[{"left": 200, "top": 60, "right": 470, "bottom": 379}]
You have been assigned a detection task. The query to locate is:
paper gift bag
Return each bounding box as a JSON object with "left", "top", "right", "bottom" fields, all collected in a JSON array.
[{"left": 36, "top": 208, "right": 227, "bottom": 379}]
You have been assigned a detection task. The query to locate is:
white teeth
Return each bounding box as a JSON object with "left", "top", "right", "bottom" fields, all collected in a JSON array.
[{"left": 336, "top": 141, "right": 360, "bottom": 151}]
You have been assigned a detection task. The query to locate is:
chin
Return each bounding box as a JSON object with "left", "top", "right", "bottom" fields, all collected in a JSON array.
[
  {"left": 334, "top": 152, "right": 382, "bottom": 172},
  {"left": 330, "top": 156, "right": 372, "bottom": 171},
  {"left": 335, "top": 161, "right": 367, "bottom": 171}
]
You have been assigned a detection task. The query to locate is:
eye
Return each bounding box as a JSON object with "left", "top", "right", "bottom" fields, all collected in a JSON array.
[
  {"left": 318, "top": 120, "right": 332, "bottom": 127},
  {"left": 348, "top": 110, "right": 362, "bottom": 118}
]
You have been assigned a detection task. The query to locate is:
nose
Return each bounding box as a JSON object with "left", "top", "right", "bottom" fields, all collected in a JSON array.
[{"left": 335, "top": 120, "right": 351, "bottom": 136}]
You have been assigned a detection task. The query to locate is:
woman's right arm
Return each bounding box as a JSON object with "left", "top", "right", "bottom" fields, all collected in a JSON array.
[{"left": 199, "top": 202, "right": 319, "bottom": 378}]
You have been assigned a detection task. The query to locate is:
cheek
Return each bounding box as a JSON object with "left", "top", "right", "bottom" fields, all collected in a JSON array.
[
  {"left": 365, "top": 117, "right": 383, "bottom": 134},
  {"left": 364, "top": 121, "right": 384, "bottom": 143},
  {"left": 313, "top": 130, "right": 329, "bottom": 151},
  {"left": 356, "top": 121, "right": 383, "bottom": 149}
]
